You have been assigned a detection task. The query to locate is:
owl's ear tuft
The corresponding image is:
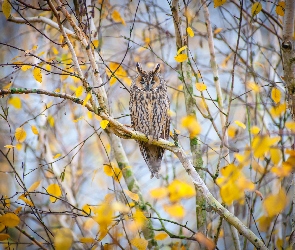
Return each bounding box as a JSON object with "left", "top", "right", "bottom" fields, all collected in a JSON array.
[
  {"left": 152, "top": 63, "right": 161, "bottom": 74},
  {"left": 136, "top": 63, "right": 144, "bottom": 74}
]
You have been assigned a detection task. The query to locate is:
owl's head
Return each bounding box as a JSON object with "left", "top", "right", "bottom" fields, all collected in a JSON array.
[{"left": 135, "top": 63, "right": 162, "bottom": 91}]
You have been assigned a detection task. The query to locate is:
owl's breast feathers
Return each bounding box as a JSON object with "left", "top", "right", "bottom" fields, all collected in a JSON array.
[{"left": 129, "top": 84, "right": 170, "bottom": 140}]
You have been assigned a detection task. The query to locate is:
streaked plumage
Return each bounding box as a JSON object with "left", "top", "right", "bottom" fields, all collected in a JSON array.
[{"left": 129, "top": 63, "right": 170, "bottom": 178}]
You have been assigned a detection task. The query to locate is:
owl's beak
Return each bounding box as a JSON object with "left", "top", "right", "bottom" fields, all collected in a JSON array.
[{"left": 145, "top": 83, "right": 151, "bottom": 91}]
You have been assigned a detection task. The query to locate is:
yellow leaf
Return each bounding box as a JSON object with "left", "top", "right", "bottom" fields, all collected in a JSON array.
[
  {"left": 214, "top": 27, "right": 223, "bottom": 34},
  {"left": 83, "top": 93, "right": 91, "bottom": 106},
  {"left": 123, "top": 77, "right": 132, "bottom": 86},
  {"left": 8, "top": 96, "right": 22, "bottom": 109},
  {"left": 235, "top": 152, "right": 250, "bottom": 167},
  {"left": 46, "top": 183, "right": 62, "bottom": 203},
  {"left": 92, "top": 40, "right": 99, "bottom": 48},
  {"left": 124, "top": 189, "right": 139, "bottom": 201},
  {"left": 154, "top": 232, "right": 168, "bottom": 240},
  {"left": 75, "top": 86, "right": 83, "bottom": 97},
  {"left": 270, "top": 103, "right": 286, "bottom": 118},
  {"left": 227, "top": 126, "right": 237, "bottom": 138},
  {"left": 80, "top": 237, "right": 96, "bottom": 243},
  {"left": 176, "top": 46, "right": 187, "bottom": 55},
  {"left": 21, "top": 65, "right": 32, "bottom": 71},
  {"left": 45, "top": 64, "right": 51, "bottom": 71},
  {"left": 83, "top": 218, "right": 96, "bottom": 231},
  {"left": 286, "top": 121, "right": 295, "bottom": 132},
  {"left": 214, "top": 0, "right": 226, "bottom": 8},
  {"left": 276, "top": 238, "right": 284, "bottom": 249},
  {"left": 4, "top": 145, "right": 15, "bottom": 149},
  {"left": 164, "top": 203, "right": 185, "bottom": 218},
  {"left": 87, "top": 111, "right": 93, "bottom": 119},
  {"left": 216, "top": 164, "right": 255, "bottom": 205},
  {"left": 4, "top": 196, "right": 10, "bottom": 208},
  {"left": 168, "top": 179, "right": 196, "bottom": 202},
  {"left": 14, "top": 207, "right": 22, "bottom": 214},
  {"left": 195, "top": 82, "right": 207, "bottom": 91},
  {"left": 174, "top": 53, "right": 188, "bottom": 63},
  {"left": 28, "top": 181, "right": 41, "bottom": 192},
  {"left": 129, "top": 209, "right": 147, "bottom": 231},
  {"left": 286, "top": 149, "right": 295, "bottom": 156},
  {"left": 15, "top": 127, "right": 26, "bottom": 143},
  {"left": 150, "top": 187, "right": 168, "bottom": 199},
  {"left": 103, "top": 165, "right": 114, "bottom": 176},
  {"left": 0, "top": 213, "right": 20, "bottom": 227},
  {"left": 18, "top": 194, "right": 33, "bottom": 207},
  {"left": 250, "top": 126, "right": 260, "bottom": 135},
  {"left": 252, "top": 135, "right": 281, "bottom": 159},
  {"left": 187, "top": 27, "right": 194, "bottom": 37},
  {"left": 181, "top": 115, "right": 201, "bottom": 138},
  {"left": 276, "top": 2, "right": 285, "bottom": 16},
  {"left": 252, "top": 160, "right": 265, "bottom": 174},
  {"left": 37, "top": 51, "right": 45, "bottom": 57},
  {"left": 52, "top": 47, "right": 59, "bottom": 55},
  {"left": 48, "top": 115, "right": 55, "bottom": 127},
  {"left": 271, "top": 162, "right": 292, "bottom": 177},
  {"left": 113, "top": 167, "right": 122, "bottom": 182},
  {"left": 130, "top": 238, "right": 148, "bottom": 250},
  {"left": 33, "top": 67, "right": 43, "bottom": 83},
  {"left": 257, "top": 215, "right": 273, "bottom": 232},
  {"left": 53, "top": 153, "right": 61, "bottom": 159},
  {"left": 263, "top": 189, "right": 287, "bottom": 217},
  {"left": 16, "top": 143, "right": 22, "bottom": 151},
  {"left": 194, "top": 233, "right": 216, "bottom": 250},
  {"left": 0, "top": 234, "right": 10, "bottom": 241},
  {"left": 111, "top": 10, "right": 126, "bottom": 25},
  {"left": 54, "top": 228, "right": 73, "bottom": 250},
  {"left": 109, "top": 76, "right": 117, "bottom": 86},
  {"left": 246, "top": 81, "right": 260, "bottom": 93},
  {"left": 55, "top": 88, "right": 60, "bottom": 93},
  {"left": 82, "top": 204, "right": 92, "bottom": 215},
  {"left": 109, "top": 62, "right": 127, "bottom": 76},
  {"left": 93, "top": 203, "right": 114, "bottom": 239},
  {"left": 2, "top": 0, "right": 11, "bottom": 19},
  {"left": 271, "top": 88, "right": 281, "bottom": 104},
  {"left": 100, "top": 120, "right": 109, "bottom": 129},
  {"left": 269, "top": 148, "right": 281, "bottom": 165},
  {"left": 251, "top": 2, "right": 262, "bottom": 16},
  {"left": 234, "top": 120, "right": 246, "bottom": 129},
  {"left": 0, "top": 223, "right": 4, "bottom": 232},
  {"left": 103, "top": 193, "right": 115, "bottom": 204},
  {"left": 11, "top": 61, "right": 23, "bottom": 65},
  {"left": 31, "top": 125, "right": 39, "bottom": 135}
]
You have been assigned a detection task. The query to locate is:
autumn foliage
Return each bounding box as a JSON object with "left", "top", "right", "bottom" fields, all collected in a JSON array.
[{"left": 0, "top": 0, "right": 294, "bottom": 249}]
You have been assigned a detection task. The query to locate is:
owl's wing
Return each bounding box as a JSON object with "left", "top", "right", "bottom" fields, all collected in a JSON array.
[
  {"left": 151, "top": 93, "right": 170, "bottom": 140},
  {"left": 129, "top": 88, "right": 150, "bottom": 135}
]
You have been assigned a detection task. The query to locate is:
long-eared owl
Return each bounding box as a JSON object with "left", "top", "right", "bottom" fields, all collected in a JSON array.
[{"left": 129, "top": 63, "right": 170, "bottom": 179}]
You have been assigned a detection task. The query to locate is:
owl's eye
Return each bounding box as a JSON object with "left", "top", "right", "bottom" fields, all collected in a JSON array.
[
  {"left": 151, "top": 80, "right": 155, "bottom": 85},
  {"left": 140, "top": 80, "right": 145, "bottom": 85}
]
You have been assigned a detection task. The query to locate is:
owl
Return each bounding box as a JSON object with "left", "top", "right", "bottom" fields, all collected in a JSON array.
[{"left": 129, "top": 63, "right": 170, "bottom": 179}]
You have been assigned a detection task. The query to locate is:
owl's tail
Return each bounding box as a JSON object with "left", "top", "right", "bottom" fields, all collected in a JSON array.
[{"left": 139, "top": 143, "right": 164, "bottom": 179}]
